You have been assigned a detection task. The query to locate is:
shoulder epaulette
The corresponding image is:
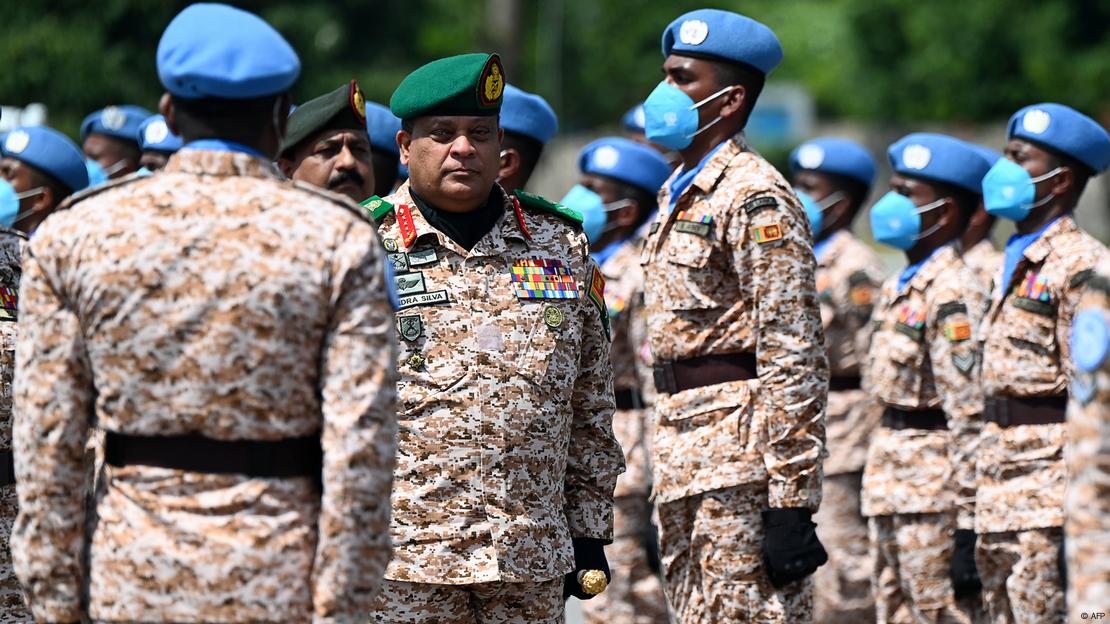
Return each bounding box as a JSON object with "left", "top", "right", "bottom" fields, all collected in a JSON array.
[
  {"left": 0, "top": 227, "right": 28, "bottom": 241},
  {"left": 514, "top": 190, "right": 582, "bottom": 229},
  {"left": 58, "top": 173, "right": 146, "bottom": 212},
  {"left": 360, "top": 196, "right": 395, "bottom": 223},
  {"left": 291, "top": 181, "right": 373, "bottom": 224}
]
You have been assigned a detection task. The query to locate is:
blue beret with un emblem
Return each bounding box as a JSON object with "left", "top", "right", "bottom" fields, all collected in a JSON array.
[
  {"left": 790, "top": 137, "right": 877, "bottom": 188},
  {"left": 888, "top": 133, "right": 992, "bottom": 195},
  {"left": 138, "top": 115, "right": 184, "bottom": 153},
  {"left": 80, "top": 105, "right": 152, "bottom": 143},
  {"left": 500, "top": 84, "right": 558, "bottom": 145},
  {"left": 622, "top": 103, "right": 645, "bottom": 133},
  {"left": 579, "top": 137, "right": 673, "bottom": 195},
  {"left": 157, "top": 3, "right": 301, "bottom": 99},
  {"left": 662, "top": 9, "right": 783, "bottom": 75},
  {"left": 2, "top": 126, "right": 90, "bottom": 193},
  {"left": 1007, "top": 103, "right": 1110, "bottom": 174},
  {"left": 365, "top": 102, "right": 401, "bottom": 156}
]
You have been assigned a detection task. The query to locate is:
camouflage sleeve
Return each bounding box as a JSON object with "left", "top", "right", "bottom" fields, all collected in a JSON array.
[
  {"left": 311, "top": 225, "right": 399, "bottom": 623},
  {"left": 11, "top": 242, "right": 94, "bottom": 623},
  {"left": 730, "top": 194, "right": 829, "bottom": 510},
  {"left": 925, "top": 291, "right": 985, "bottom": 530},
  {"left": 564, "top": 257, "right": 622, "bottom": 541},
  {"left": 1059, "top": 264, "right": 1103, "bottom": 381}
]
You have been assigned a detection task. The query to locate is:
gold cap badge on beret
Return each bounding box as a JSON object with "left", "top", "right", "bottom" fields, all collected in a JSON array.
[
  {"left": 478, "top": 55, "right": 505, "bottom": 107},
  {"left": 349, "top": 79, "right": 367, "bottom": 125}
]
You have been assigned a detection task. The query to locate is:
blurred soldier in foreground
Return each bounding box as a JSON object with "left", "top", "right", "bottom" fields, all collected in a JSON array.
[
  {"left": 790, "top": 137, "right": 883, "bottom": 624},
  {"left": 863, "top": 134, "right": 991, "bottom": 623},
  {"left": 136, "top": 114, "right": 183, "bottom": 173},
  {"left": 497, "top": 83, "right": 557, "bottom": 194},
  {"left": 11, "top": 4, "right": 398, "bottom": 622},
  {"left": 562, "top": 137, "right": 672, "bottom": 624},
  {"left": 80, "top": 104, "right": 150, "bottom": 179},
  {"left": 365, "top": 52, "right": 623, "bottom": 623},
  {"left": 975, "top": 103, "right": 1110, "bottom": 624},
  {"left": 962, "top": 145, "right": 1005, "bottom": 293},
  {"left": 277, "top": 80, "right": 375, "bottom": 203},
  {"left": 639, "top": 9, "right": 828, "bottom": 622},
  {"left": 365, "top": 101, "right": 403, "bottom": 197}
]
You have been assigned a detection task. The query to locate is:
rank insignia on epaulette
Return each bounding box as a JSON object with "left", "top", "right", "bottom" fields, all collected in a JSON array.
[
  {"left": 398, "top": 315, "right": 423, "bottom": 342},
  {"left": 943, "top": 319, "right": 972, "bottom": 342},
  {"left": 587, "top": 265, "right": 611, "bottom": 341},
  {"left": 674, "top": 210, "right": 713, "bottom": 237},
  {"left": 511, "top": 258, "right": 580, "bottom": 299},
  {"left": 1072, "top": 372, "right": 1096, "bottom": 406},
  {"left": 396, "top": 203, "right": 418, "bottom": 249},
  {"left": 952, "top": 351, "right": 976, "bottom": 376},
  {"left": 751, "top": 223, "right": 783, "bottom": 244},
  {"left": 1012, "top": 271, "right": 1055, "bottom": 316}
]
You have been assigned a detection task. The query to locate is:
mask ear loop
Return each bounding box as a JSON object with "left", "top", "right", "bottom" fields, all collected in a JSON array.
[
  {"left": 817, "top": 191, "right": 846, "bottom": 211},
  {"left": 913, "top": 197, "right": 950, "bottom": 241},
  {"left": 1027, "top": 166, "right": 1065, "bottom": 210},
  {"left": 102, "top": 160, "right": 128, "bottom": 176},
  {"left": 10, "top": 186, "right": 45, "bottom": 225},
  {"left": 685, "top": 86, "right": 739, "bottom": 140}
]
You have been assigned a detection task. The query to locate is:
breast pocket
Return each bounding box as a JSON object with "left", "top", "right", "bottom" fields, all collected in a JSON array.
[
  {"left": 395, "top": 305, "right": 471, "bottom": 413},
  {"left": 1000, "top": 306, "right": 1059, "bottom": 382},
  {"left": 516, "top": 300, "right": 584, "bottom": 391},
  {"left": 877, "top": 329, "right": 926, "bottom": 399},
  {"left": 655, "top": 231, "right": 722, "bottom": 311}
]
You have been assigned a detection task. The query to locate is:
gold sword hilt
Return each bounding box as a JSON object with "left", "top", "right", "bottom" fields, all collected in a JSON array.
[{"left": 576, "top": 569, "right": 608, "bottom": 595}]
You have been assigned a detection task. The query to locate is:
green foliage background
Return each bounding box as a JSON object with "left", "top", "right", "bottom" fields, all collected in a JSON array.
[{"left": 2, "top": 0, "right": 1108, "bottom": 137}]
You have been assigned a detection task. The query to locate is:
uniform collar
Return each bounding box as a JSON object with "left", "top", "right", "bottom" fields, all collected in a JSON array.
[
  {"left": 904, "top": 243, "right": 960, "bottom": 295},
  {"left": 1022, "top": 213, "right": 1077, "bottom": 265},
  {"left": 389, "top": 182, "right": 529, "bottom": 256},
  {"left": 689, "top": 132, "right": 749, "bottom": 195},
  {"left": 815, "top": 229, "right": 851, "bottom": 267},
  {"left": 162, "top": 148, "right": 282, "bottom": 180}
]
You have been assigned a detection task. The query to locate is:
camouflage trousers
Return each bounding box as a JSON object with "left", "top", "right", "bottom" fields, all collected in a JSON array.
[
  {"left": 366, "top": 578, "right": 563, "bottom": 623},
  {"left": 0, "top": 487, "right": 30, "bottom": 622},
  {"left": 870, "top": 512, "right": 980, "bottom": 624},
  {"left": 581, "top": 495, "right": 670, "bottom": 624},
  {"left": 976, "top": 528, "right": 1065, "bottom": 624},
  {"left": 657, "top": 482, "right": 813, "bottom": 624},
  {"left": 813, "top": 471, "right": 875, "bottom": 624}
]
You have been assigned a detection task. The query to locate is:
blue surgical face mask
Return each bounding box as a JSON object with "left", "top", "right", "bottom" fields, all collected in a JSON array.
[
  {"left": 85, "top": 159, "right": 109, "bottom": 187},
  {"left": 0, "top": 179, "right": 44, "bottom": 229},
  {"left": 560, "top": 184, "right": 631, "bottom": 244},
  {"left": 643, "top": 82, "right": 734, "bottom": 151},
  {"left": 869, "top": 191, "right": 947, "bottom": 250},
  {"left": 795, "top": 190, "right": 844, "bottom": 237},
  {"left": 981, "top": 158, "right": 1062, "bottom": 222}
]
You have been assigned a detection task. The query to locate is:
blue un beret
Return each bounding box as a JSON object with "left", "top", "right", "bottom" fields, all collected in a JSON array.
[
  {"left": 1007, "top": 103, "right": 1110, "bottom": 174},
  {"left": 662, "top": 9, "right": 783, "bottom": 75},
  {"left": 2, "top": 126, "right": 90, "bottom": 193},
  {"left": 622, "top": 103, "right": 645, "bottom": 133},
  {"left": 137, "top": 115, "right": 184, "bottom": 153},
  {"left": 157, "top": 3, "right": 301, "bottom": 99},
  {"left": 365, "top": 102, "right": 401, "bottom": 156},
  {"left": 500, "top": 84, "right": 558, "bottom": 145},
  {"left": 790, "top": 137, "right": 877, "bottom": 188},
  {"left": 888, "top": 133, "right": 992, "bottom": 195},
  {"left": 579, "top": 137, "right": 673, "bottom": 195},
  {"left": 969, "top": 143, "right": 1003, "bottom": 167},
  {"left": 80, "top": 105, "right": 152, "bottom": 143}
]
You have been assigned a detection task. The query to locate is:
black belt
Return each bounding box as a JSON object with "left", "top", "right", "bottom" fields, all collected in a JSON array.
[
  {"left": 615, "top": 388, "right": 644, "bottom": 410},
  {"left": 0, "top": 450, "right": 13, "bottom": 487},
  {"left": 105, "top": 432, "right": 322, "bottom": 479},
  {"left": 984, "top": 395, "right": 1067, "bottom": 427},
  {"left": 829, "top": 375, "right": 861, "bottom": 391},
  {"left": 882, "top": 407, "right": 947, "bottom": 431},
  {"left": 652, "top": 352, "right": 757, "bottom": 395}
]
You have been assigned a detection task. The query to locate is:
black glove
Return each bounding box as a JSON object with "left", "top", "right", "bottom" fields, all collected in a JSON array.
[
  {"left": 761, "top": 508, "right": 828, "bottom": 589},
  {"left": 949, "top": 529, "right": 982, "bottom": 599},
  {"left": 641, "top": 519, "right": 662, "bottom": 575},
  {"left": 563, "top": 538, "right": 612, "bottom": 600}
]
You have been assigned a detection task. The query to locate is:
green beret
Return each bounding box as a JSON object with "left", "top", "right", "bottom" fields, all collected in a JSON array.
[
  {"left": 390, "top": 53, "right": 505, "bottom": 120},
  {"left": 281, "top": 80, "right": 368, "bottom": 157}
]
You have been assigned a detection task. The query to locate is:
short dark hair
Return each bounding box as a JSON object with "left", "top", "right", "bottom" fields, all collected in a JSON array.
[
  {"left": 708, "top": 58, "right": 765, "bottom": 127},
  {"left": 609, "top": 177, "right": 659, "bottom": 228},
  {"left": 930, "top": 179, "right": 978, "bottom": 229},
  {"left": 27, "top": 164, "right": 73, "bottom": 202},
  {"left": 502, "top": 131, "right": 544, "bottom": 185},
  {"left": 401, "top": 118, "right": 414, "bottom": 134},
  {"left": 173, "top": 94, "right": 283, "bottom": 144},
  {"left": 1046, "top": 149, "right": 1094, "bottom": 199}
]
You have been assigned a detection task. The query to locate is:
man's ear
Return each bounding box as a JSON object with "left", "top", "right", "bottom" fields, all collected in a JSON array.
[
  {"left": 1051, "top": 166, "right": 1075, "bottom": 199},
  {"left": 718, "top": 84, "right": 747, "bottom": 121},
  {"left": 275, "top": 157, "right": 294, "bottom": 179},
  {"left": 614, "top": 199, "right": 640, "bottom": 227},
  {"left": 397, "top": 130, "right": 412, "bottom": 166},
  {"left": 498, "top": 148, "right": 520, "bottom": 182},
  {"left": 33, "top": 185, "right": 55, "bottom": 214},
  {"left": 159, "top": 93, "right": 178, "bottom": 136}
]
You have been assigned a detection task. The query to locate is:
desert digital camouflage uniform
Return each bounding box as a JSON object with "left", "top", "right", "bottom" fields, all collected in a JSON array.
[
  {"left": 640, "top": 132, "right": 828, "bottom": 623},
  {"left": 365, "top": 183, "right": 623, "bottom": 619},
  {"left": 1066, "top": 263, "right": 1110, "bottom": 621},
  {"left": 582, "top": 237, "right": 669, "bottom": 624},
  {"left": 861, "top": 243, "right": 986, "bottom": 623},
  {"left": 11, "top": 149, "right": 398, "bottom": 624},
  {"left": 0, "top": 228, "right": 29, "bottom": 623},
  {"left": 963, "top": 239, "right": 1003, "bottom": 294},
  {"left": 811, "top": 228, "right": 885, "bottom": 624},
  {"left": 977, "top": 214, "right": 1107, "bottom": 624}
]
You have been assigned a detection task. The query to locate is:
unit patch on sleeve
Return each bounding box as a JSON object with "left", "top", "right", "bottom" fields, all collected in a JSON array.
[
  {"left": 587, "top": 265, "right": 611, "bottom": 341},
  {"left": 511, "top": 258, "right": 580, "bottom": 299},
  {"left": 751, "top": 223, "right": 784, "bottom": 245}
]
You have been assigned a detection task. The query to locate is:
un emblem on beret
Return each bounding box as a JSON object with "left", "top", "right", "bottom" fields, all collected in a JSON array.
[
  {"left": 1023, "top": 109, "right": 1051, "bottom": 135},
  {"left": 101, "top": 106, "right": 127, "bottom": 131},
  {"left": 796, "top": 144, "right": 825, "bottom": 169},
  {"left": 592, "top": 146, "right": 620, "bottom": 170},
  {"left": 3, "top": 131, "right": 30, "bottom": 155},
  {"left": 144, "top": 120, "right": 170, "bottom": 145},
  {"left": 902, "top": 144, "right": 932, "bottom": 170},
  {"left": 679, "top": 19, "right": 709, "bottom": 45}
]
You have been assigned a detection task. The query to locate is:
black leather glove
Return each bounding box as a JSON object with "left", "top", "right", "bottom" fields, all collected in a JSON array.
[
  {"left": 949, "top": 529, "right": 982, "bottom": 599},
  {"left": 761, "top": 508, "right": 828, "bottom": 589},
  {"left": 641, "top": 519, "right": 662, "bottom": 575},
  {"left": 563, "top": 538, "right": 612, "bottom": 600}
]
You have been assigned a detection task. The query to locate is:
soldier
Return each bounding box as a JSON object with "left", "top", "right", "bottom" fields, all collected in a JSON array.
[
  {"left": 136, "top": 114, "right": 183, "bottom": 173},
  {"left": 621, "top": 103, "right": 646, "bottom": 143},
  {"left": 976, "top": 103, "right": 1110, "bottom": 624},
  {"left": 277, "top": 80, "right": 375, "bottom": 203},
  {"left": 789, "top": 137, "right": 884, "bottom": 624},
  {"left": 11, "top": 4, "right": 398, "bottom": 622},
  {"left": 561, "top": 137, "right": 673, "bottom": 624},
  {"left": 862, "top": 134, "right": 991, "bottom": 623},
  {"left": 366, "top": 101, "right": 403, "bottom": 197},
  {"left": 1065, "top": 267, "right": 1110, "bottom": 621},
  {"left": 638, "top": 9, "right": 829, "bottom": 622},
  {"left": 0, "top": 126, "right": 90, "bottom": 233},
  {"left": 364, "top": 53, "right": 623, "bottom": 623},
  {"left": 80, "top": 104, "right": 151, "bottom": 179},
  {"left": 497, "top": 84, "right": 557, "bottom": 194},
  {"left": 962, "top": 145, "right": 1004, "bottom": 293}
]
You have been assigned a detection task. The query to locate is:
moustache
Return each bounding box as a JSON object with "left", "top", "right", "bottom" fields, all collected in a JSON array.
[{"left": 327, "top": 169, "right": 364, "bottom": 190}]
